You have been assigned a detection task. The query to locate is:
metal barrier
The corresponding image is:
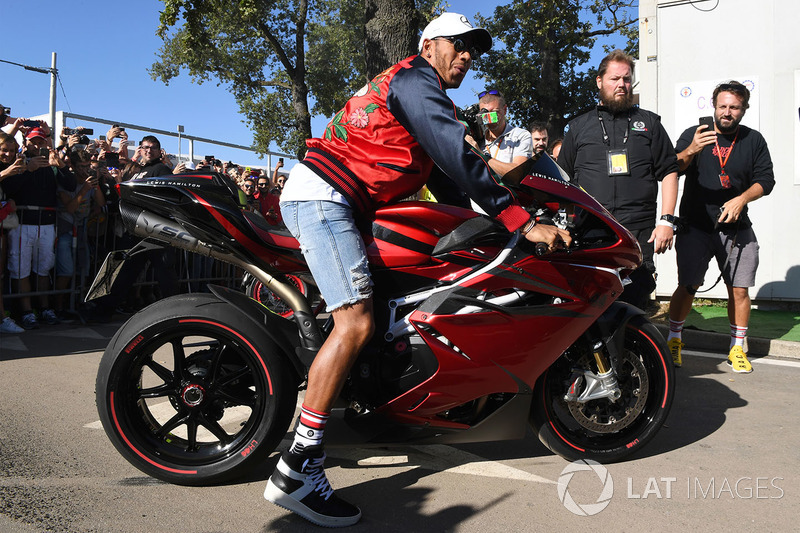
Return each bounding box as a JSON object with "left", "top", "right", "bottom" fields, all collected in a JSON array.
[{"left": 1, "top": 204, "right": 242, "bottom": 318}]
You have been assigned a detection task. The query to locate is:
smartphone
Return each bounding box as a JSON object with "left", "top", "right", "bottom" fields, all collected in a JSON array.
[
  {"left": 205, "top": 155, "right": 215, "bottom": 162},
  {"left": 99, "top": 135, "right": 106, "bottom": 141},
  {"left": 278, "top": 157, "right": 284, "bottom": 164},
  {"left": 699, "top": 116, "right": 715, "bottom": 132},
  {"left": 23, "top": 119, "right": 40, "bottom": 127}
]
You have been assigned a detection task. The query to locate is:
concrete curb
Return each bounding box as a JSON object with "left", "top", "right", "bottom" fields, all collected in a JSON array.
[{"left": 653, "top": 324, "right": 800, "bottom": 360}]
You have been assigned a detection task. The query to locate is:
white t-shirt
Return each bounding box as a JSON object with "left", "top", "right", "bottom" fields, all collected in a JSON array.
[
  {"left": 279, "top": 163, "right": 350, "bottom": 206},
  {"left": 482, "top": 124, "right": 533, "bottom": 163}
]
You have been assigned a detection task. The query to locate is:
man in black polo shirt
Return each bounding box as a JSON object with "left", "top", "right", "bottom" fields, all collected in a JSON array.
[
  {"left": 558, "top": 49, "right": 679, "bottom": 312},
  {"left": 665, "top": 81, "right": 774, "bottom": 373},
  {"left": 132, "top": 135, "right": 174, "bottom": 178}
]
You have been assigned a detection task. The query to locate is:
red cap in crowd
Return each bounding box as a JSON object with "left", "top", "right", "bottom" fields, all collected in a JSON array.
[{"left": 26, "top": 127, "right": 47, "bottom": 140}]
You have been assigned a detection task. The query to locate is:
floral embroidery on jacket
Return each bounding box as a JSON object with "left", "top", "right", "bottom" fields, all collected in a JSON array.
[{"left": 324, "top": 104, "right": 379, "bottom": 142}]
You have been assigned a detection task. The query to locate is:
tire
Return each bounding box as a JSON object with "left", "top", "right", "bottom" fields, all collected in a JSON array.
[
  {"left": 530, "top": 316, "right": 674, "bottom": 463},
  {"left": 96, "top": 294, "right": 298, "bottom": 485},
  {"left": 248, "top": 274, "right": 316, "bottom": 319}
]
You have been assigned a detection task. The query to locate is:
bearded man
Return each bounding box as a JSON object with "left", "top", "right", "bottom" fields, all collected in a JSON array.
[
  {"left": 665, "top": 81, "right": 774, "bottom": 372},
  {"left": 264, "top": 12, "right": 571, "bottom": 527},
  {"left": 558, "top": 49, "right": 679, "bottom": 312}
]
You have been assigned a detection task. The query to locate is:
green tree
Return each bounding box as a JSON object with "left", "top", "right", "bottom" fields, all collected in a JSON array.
[
  {"left": 151, "top": 0, "right": 441, "bottom": 158},
  {"left": 474, "top": 0, "right": 638, "bottom": 137}
]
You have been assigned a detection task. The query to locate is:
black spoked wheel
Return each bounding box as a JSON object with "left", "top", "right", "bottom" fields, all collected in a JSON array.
[
  {"left": 530, "top": 315, "right": 674, "bottom": 462},
  {"left": 96, "top": 294, "right": 298, "bottom": 485}
]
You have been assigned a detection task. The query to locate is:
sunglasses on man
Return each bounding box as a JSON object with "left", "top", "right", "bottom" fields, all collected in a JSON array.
[{"left": 434, "top": 36, "right": 483, "bottom": 60}]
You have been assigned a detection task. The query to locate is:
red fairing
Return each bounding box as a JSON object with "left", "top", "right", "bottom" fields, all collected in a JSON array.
[{"left": 366, "top": 202, "right": 480, "bottom": 267}]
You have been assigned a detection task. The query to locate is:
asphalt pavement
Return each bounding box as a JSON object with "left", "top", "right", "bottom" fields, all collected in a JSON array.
[{"left": 2, "top": 315, "right": 799, "bottom": 532}]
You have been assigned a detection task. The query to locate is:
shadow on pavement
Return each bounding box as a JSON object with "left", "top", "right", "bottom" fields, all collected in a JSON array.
[
  {"left": 0, "top": 320, "right": 124, "bottom": 361},
  {"left": 631, "top": 353, "right": 748, "bottom": 460}
]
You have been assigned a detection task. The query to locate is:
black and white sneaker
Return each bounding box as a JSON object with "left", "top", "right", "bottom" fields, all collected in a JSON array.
[{"left": 264, "top": 448, "right": 361, "bottom": 527}]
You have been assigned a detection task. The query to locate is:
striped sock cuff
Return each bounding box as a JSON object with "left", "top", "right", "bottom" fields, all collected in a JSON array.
[
  {"left": 669, "top": 319, "right": 685, "bottom": 335},
  {"left": 299, "top": 404, "right": 330, "bottom": 430},
  {"left": 730, "top": 324, "right": 748, "bottom": 346}
]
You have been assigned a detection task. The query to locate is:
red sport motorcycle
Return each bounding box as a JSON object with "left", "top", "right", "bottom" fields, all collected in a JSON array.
[{"left": 90, "top": 154, "right": 674, "bottom": 485}]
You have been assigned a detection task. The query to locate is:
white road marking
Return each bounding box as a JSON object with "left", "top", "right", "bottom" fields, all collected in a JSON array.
[
  {"left": 326, "top": 445, "right": 554, "bottom": 484},
  {"left": 683, "top": 349, "right": 800, "bottom": 368}
]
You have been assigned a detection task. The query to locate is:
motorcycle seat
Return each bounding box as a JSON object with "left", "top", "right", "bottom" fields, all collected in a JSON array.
[{"left": 241, "top": 210, "right": 300, "bottom": 250}]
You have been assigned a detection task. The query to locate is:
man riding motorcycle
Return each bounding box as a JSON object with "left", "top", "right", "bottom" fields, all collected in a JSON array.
[{"left": 266, "top": 12, "right": 572, "bottom": 527}]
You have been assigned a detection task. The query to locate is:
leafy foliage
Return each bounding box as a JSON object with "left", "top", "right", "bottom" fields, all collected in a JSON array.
[
  {"left": 474, "top": 0, "right": 638, "bottom": 137},
  {"left": 152, "top": 0, "right": 442, "bottom": 157}
]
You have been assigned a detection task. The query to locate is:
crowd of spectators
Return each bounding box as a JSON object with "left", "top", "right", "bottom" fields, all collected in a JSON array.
[{"left": 0, "top": 104, "right": 289, "bottom": 334}]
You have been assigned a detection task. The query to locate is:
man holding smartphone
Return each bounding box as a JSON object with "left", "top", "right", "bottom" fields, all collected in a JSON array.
[
  {"left": 665, "top": 81, "right": 774, "bottom": 372},
  {"left": 1, "top": 127, "right": 76, "bottom": 329}
]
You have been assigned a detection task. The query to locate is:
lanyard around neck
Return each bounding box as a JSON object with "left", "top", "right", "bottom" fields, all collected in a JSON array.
[
  {"left": 597, "top": 108, "right": 631, "bottom": 146},
  {"left": 714, "top": 128, "right": 739, "bottom": 172}
]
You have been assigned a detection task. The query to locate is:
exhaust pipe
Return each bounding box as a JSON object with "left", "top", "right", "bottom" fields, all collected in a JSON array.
[{"left": 120, "top": 203, "right": 315, "bottom": 321}]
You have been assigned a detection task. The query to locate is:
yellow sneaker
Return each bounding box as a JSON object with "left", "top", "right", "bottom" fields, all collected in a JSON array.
[
  {"left": 727, "top": 345, "right": 753, "bottom": 373},
  {"left": 667, "top": 337, "right": 684, "bottom": 368}
]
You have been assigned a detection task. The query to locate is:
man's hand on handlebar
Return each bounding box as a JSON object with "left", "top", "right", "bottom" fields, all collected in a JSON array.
[{"left": 523, "top": 222, "right": 572, "bottom": 254}]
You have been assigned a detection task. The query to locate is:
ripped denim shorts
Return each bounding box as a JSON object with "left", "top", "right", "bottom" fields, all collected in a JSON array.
[{"left": 280, "top": 200, "right": 373, "bottom": 312}]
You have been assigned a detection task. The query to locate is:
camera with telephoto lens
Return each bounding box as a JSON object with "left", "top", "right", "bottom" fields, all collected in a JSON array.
[{"left": 460, "top": 103, "right": 485, "bottom": 143}]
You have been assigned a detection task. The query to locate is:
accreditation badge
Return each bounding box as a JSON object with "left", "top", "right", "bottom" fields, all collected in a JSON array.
[{"left": 607, "top": 148, "right": 630, "bottom": 176}]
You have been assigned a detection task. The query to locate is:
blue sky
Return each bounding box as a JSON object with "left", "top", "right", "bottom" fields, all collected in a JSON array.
[{"left": 0, "top": 1, "right": 614, "bottom": 168}]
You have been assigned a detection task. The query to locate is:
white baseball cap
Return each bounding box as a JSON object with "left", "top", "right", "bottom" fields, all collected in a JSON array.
[{"left": 418, "top": 12, "right": 492, "bottom": 54}]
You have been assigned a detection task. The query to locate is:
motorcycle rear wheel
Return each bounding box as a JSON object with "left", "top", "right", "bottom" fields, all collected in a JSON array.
[
  {"left": 530, "top": 315, "right": 674, "bottom": 463},
  {"left": 96, "top": 294, "right": 298, "bottom": 485}
]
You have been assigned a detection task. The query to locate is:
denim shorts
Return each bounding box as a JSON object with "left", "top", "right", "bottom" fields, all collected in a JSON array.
[{"left": 280, "top": 200, "right": 373, "bottom": 312}]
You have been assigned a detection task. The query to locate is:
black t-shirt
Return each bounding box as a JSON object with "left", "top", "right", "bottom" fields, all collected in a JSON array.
[
  {"left": 558, "top": 106, "right": 678, "bottom": 231},
  {"left": 131, "top": 160, "right": 173, "bottom": 179},
  {"left": 675, "top": 124, "right": 774, "bottom": 232},
  {"left": 1, "top": 164, "right": 77, "bottom": 225}
]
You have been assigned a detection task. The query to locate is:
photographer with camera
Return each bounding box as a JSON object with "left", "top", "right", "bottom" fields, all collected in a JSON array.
[
  {"left": 1, "top": 127, "right": 76, "bottom": 329},
  {"left": 465, "top": 89, "right": 532, "bottom": 177},
  {"left": 665, "top": 81, "right": 774, "bottom": 373},
  {"left": 58, "top": 127, "right": 95, "bottom": 156}
]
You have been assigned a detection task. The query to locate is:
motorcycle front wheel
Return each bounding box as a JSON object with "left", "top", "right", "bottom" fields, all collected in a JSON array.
[
  {"left": 96, "top": 294, "right": 298, "bottom": 485},
  {"left": 530, "top": 315, "right": 674, "bottom": 463}
]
